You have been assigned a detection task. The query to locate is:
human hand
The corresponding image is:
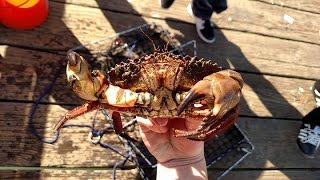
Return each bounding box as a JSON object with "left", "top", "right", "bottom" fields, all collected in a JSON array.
[{"left": 136, "top": 117, "right": 204, "bottom": 163}]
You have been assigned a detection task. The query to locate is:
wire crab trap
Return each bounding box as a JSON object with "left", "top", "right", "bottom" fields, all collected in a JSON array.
[{"left": 30, "top": 23, "right": 253, "bottom": 180}]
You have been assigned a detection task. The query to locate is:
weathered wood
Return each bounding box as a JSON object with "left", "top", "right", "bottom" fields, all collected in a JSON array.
[
  {"left": 0, "top": 45, "right": 316, "bottom": 119},
  {"left": 1, "top": 169, "right": 320, "bottom": 180},
  {"left": 0, "top": 45, "right": 82, "bottom": 104},
  {"left": 237, "top": 118, "right": 320, "bottom": 169},
  {"left": 0, "top": 1, "right": 320, "bottom": 79},
  {"left": 51, "top": 0, "right": 320, "bottom": 45},
  {"left": 214, "top": 169, "right": 320, "bottom": 180},
  {"left": 1, "top": 0, "right": 319, "bottom": 178},
  {"left": 0, "top": 102, "right": 129, "bottom": 167},
  {"left": 1, "top": 2, "right": 319, "bottom": 79},
  {"left": 1, "top": 101, "right": 319, "bottom": 169},
  {"left": 253, "top": 0, "right": 320, "bottom": 14},
  {"left": 0, "top": 169, "right": 139, "bottom": 180}
]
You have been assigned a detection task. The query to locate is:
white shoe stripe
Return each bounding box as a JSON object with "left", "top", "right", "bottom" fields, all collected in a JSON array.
[{"left": 314, "top": 89, "right": 320, "bottom": 97}]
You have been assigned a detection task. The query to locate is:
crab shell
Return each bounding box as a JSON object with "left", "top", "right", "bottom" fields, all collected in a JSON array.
[
  {"left": 105, "top": 52, "right": 223, "bottom": 117},
  {"left": 58, "top": 51, "right": 243, "bottom": 141}
]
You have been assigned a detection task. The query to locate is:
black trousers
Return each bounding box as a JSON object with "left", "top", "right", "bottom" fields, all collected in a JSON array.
[{"left": 191, "top": 0, "right": 228, "bottom": 20}]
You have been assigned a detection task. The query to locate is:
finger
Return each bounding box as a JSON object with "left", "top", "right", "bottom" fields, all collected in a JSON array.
[
  {"left": 152, "top": 118, "right": 168, "bottom": 127},
  {"left": 136, "top": 117, "right": 168, "bottom": 133}
]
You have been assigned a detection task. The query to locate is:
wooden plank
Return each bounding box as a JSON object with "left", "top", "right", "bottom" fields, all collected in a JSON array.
[
  {"left": 1, "top": 46, "right": 316, "bottom": 118},
  {"left": 1, "top": 169, "right": 319, "bottom": 180},
  {"left": 0, "top": 46, "right": 82, "bottom": 105},
  {"left": 213, "top": 169, "right": 320, "bottom": 180},
  {"left": 186, "top": 27, "right": 320, "bottom": 79},
  {"left": 1, "top": 2, "right": 319, "bottom": 78},
  {"left": 239, "top": 73, "right": 315, "bottom": 119},
  {"left": 253, "top": 0, "right": 320, "bottom": 14},
  {"left": 0, "top": 1, "right": 142, "bottom": 50},
  {"left": 1, "top": 101, "right": 319, "bottom": 169},
  {"left": 0, "top": 169, "right": 139, "bottom": 179},
  {"left": 0, "top": 102, "right": 129, "bottom": 167},
  {"left": 51, "top": 0, "right": 320, "bottom": 45},
  {"left": 236, "top": 117, "right": 320, "bottom": 169}
]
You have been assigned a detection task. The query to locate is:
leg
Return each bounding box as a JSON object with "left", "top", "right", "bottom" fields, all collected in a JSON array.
[
  {"left": 191, "top": 0, "right": 228, "bottom": 20},
  {"left": 188, "top": 0, "right": 227, "bottom": 43},
  {"left": 111, "top": 111, "right": 137, "bottom": 142},
  {"left": 53, "top": 101, "right": 100, "bottom": 132}
]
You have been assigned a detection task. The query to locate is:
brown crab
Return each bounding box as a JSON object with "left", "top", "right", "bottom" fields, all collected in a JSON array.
[{"left": 53, "top": 51, "right": 243, "bottom": 141}]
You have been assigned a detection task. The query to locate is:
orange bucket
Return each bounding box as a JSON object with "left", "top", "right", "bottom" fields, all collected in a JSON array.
[{"left": 0, "top": 0, "right": 48, "bottom": 30}]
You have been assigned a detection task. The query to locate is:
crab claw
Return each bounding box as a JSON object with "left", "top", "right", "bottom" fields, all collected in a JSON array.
[
  {"left": 175, "top": 70, "right": 243, "bottom": 141},
  {"left": 177, "top": 69, "right": 243, "bottom": 120},
  {"left": 66, "top": 51, "right": 107, "bottom": 101}
]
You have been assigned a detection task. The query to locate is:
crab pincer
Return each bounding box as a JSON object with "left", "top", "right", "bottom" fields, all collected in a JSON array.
[{"left": 175, "top": 70, "right": 244, "bottom": 141}]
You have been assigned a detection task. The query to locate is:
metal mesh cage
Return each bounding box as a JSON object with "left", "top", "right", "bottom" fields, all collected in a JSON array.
[{"left": 69, "top": 23, "right": 254, "bottom": 180}]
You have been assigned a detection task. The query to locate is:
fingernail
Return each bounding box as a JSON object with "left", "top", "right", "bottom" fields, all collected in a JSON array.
[{"left": 156, "top": 118, "right": 168, "bottom": 126}]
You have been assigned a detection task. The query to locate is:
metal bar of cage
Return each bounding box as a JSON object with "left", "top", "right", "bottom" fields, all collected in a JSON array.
[{"left": 67, "top": 23, "right": 254, "bottom": 180}]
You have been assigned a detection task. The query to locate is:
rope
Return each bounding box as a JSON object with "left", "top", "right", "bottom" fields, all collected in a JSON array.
[{"left": 28, "top": 59, "right": 64, "bottom": 144}]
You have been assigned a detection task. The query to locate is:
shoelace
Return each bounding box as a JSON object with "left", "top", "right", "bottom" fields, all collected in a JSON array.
[{"left": 298, "top": 124, "right": 320, "bottom": 146}]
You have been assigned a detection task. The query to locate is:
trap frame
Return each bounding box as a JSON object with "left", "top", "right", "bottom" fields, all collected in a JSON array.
[
  {"left": 30, "top": 23, "right": 254, "bottom": 180},
  {"left": 70, "top": 23, "right": 254, "bottom": 179}
]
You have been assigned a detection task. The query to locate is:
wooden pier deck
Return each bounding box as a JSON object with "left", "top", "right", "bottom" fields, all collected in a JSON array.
[{"left": 1, "top": 0, "right": 320, "bottom": 179}]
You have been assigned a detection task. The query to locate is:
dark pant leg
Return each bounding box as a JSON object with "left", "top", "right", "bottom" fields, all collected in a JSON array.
[{"left": 192, "top": 0, "right": 228, "bottom": 20}]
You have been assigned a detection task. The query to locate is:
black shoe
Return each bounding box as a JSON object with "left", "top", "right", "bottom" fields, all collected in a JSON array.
[
  {"left": 187, "top": 4, "right": 216, "bottom": 43},
  {"left": 159, "top": 0, "right": 175, "bottom": 9},
  {"left": 312, "top": 80, "right": 320, "bottom": 107},
  {"left": 297, "top": 107, "right": 320, "bottom": 158}
]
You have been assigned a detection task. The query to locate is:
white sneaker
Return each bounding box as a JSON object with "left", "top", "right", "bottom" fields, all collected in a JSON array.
[
  {"left": 187, "top": 4, "right": 216, "bottom": 44},
  {"left": 297, "top": 123, "right": 320, "bottom": 158}
]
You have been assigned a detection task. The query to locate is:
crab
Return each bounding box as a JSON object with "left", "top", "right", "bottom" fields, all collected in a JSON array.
[{"left": 53, "top": 51, "right": 243, "bottom": 141}]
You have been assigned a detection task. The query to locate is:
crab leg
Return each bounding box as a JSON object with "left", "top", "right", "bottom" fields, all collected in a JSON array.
[
  {"left": 111, "top": 111, "right": 137, "bottom": 142},
  {"left": 52, "top": 101, "right": 138, "bottom": 133},
  {"left": 53, "top": 101, "right": 100, "bottom": 132}
]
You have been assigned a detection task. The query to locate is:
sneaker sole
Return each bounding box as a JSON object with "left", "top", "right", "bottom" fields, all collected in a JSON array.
[
  {"left": 187, "top": 4, "right": 216, "bottom": 44},
  {"left": 296, "top": 139, "right": 317, "bottom": 159}
]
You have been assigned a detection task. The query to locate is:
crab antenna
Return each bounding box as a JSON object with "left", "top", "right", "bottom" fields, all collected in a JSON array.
[
  {"left": 165, "top": 34, "right": 175, "bottom": 52},
  {"left": 140, "top": 27, "right": 157, "bottom": 52}
]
